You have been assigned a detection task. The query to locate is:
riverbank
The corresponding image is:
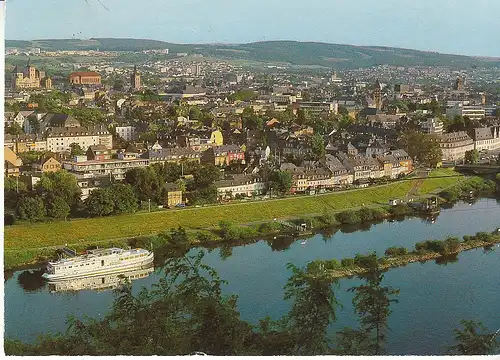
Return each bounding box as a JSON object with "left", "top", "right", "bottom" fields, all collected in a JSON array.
[
  {"left": 4, "top": 173, "right": 468, "bottom": 270},
  {"left": 312, "top": 231, "right": 500, "bottom": 280}
]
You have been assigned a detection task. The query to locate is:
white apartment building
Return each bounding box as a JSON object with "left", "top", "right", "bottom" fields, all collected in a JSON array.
[
  {"left": 115, "top": 126, "right": 137, "bottom": 141},
  {"left": 438, "top": 131, "right": 474, "bottom": 161},
  {"left": 446, "top": 104, "right": 485, "bottom": 120},
  {"left": 420, "top": 118, "right": 444, "bottom": 135},
  {"left": 469, "top": 127, "right": 500, "bottom": 152},
  {"left": 46, "top": 127, "right": 113, "bottom": 153},
  {"left": 214, "top": 175, "right": 266, "bottom": 199},
  {"left": 63, "top": 158, "right": 149, "bottom": 181}
]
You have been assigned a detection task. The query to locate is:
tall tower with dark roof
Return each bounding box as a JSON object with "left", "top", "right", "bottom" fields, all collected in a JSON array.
[
  {"left": 130, "top": 65, "right": 141, "bottom": 91},
  {"left": 373, "top": 79, "right": 382, "bottom": 110}
]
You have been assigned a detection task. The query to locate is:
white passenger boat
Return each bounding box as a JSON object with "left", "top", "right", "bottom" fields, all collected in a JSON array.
[
  {"left": 47, "top": 265, "right": 154, "bottom": 293},
  {"left": 42, "top": 247, "right": 154, "bottom": 281}
]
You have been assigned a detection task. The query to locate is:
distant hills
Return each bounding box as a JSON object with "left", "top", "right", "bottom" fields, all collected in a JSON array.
[{"left": 6, "top": 38, "right": 500, "bottom": 69}]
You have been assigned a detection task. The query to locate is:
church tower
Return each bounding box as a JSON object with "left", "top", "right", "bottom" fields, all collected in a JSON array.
[
  {"left": 130, "top": 66, "right": 141, "bottom": 91},
  {"left": 373, "top": 79, "right": 382, "bottom": 110}
]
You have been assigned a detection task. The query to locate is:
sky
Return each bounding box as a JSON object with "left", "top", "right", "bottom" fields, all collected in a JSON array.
[{"left": 5, "top": 0, "right": 500, "bottom": 57}]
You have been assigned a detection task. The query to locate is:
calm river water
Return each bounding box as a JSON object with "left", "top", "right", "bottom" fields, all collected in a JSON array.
[{"left": 4, "top": 198, "right": 500, "bottom": 355}]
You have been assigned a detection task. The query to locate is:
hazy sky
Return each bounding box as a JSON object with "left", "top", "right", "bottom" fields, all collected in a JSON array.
[{"left": 5, "top": 0, "right": 500, "bottom": 56}]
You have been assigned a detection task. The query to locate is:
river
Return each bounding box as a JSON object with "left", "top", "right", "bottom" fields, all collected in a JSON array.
[{"left": 4, "top": 198, "right": 500, "bottom": 355}]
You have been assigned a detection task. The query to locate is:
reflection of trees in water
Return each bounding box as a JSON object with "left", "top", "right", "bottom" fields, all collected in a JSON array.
[
  {"left": 219, "top": 246, "right": 233, "bottom": 260},
  {"left": 265, "top": 235, "right": 295, "bottom": 252},
  {"left": 5, "top": 250, "right": 498, "bottom": 356},
  {"left": 435, "top": 254, "right": 459, "bottom": 266},
  {"left": 17, "top": 269, "right": 46, "bottom": 292},
  {"left": 319, "top": 227, "right": 339, "bottom": 243},
  {"left": 483, "top": 244, "right": 496, "bottom": 254},
  {"left": 5, "top": 270, "right": 15, "bottom": 282}
]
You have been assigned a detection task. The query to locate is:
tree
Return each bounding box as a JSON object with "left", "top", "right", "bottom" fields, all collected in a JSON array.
[
  {"left": 192, "top": 164, "right": 221, "bottom": 189},
  {"left": 6, "top": 123, "right": 23, "bottom": 135},
  {"left": 269, "top": 170, "right": 292, "bottom": 195},
  {"left": 449, "top": 320, "right": 499, "bottom": 355},
  {"left": 310, "top": 134, "right": 326, "bottom": 160},
  {"left": 124, "top": 167, "right": 163, "bottom": 203},
  {"left": 47, "top": 196, "right": 71, "bottom": 220},
  {"left": 84, "top": 189, "right": 115, "bottom": 217},
  {"left": 17, "top": 196, "right": 45, "bottom": 221},
  {"left": 399, "top": 131, "right": 442, "bottom": 167},
  {"left": 282, "top": 263, "right": 340, "bottom": 355},
  {"left": 109, "top": 183, "right": 138, "bottom": 214},
  {"left": 69, "top": 143, "right": 86, "bottom": 157},
  {"left": 337, "top": 261, "right": 399, "bottom": 355},
  {"left": 464, "top": 149, "right": 479, "bottom": 164},
  {"left": 35, "top": 170, "right": 81, "bottom": 209}
]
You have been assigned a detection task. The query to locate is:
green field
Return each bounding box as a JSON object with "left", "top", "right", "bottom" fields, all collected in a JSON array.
[
  {"left": 6, "top": 182, "right": 417, "bottom": 251},
  {"left": 418, "top": 168, "right": 464, "bottom": 195}
]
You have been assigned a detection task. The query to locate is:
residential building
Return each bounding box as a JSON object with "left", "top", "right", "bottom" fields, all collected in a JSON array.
[
  {"left": 146, "top": 147, "right": 201, "bottom": 164},
  {"left": 4, "top": 146, "right": 22, "bottom": 177},
  {"left": 391, "top": 149, "right": 413, "bottom": 173},
  {"left": 68, "top": 71, "right": 102, "bottom": 85},
  {"left": 87, "top": 145, "right": 112, "bottom": 161},
  {"left": 46, "top": 126, "right": 112, "bottom": 153},
  {"left": 420, "top": 118, "right": 444, "bottom": 135},
  {"left": 201, "top": 145, "right": 245, "bottom": 166},
  {"left": 115, "top": 126, "right": 137, "bottom": 141},
  {"left": 468, "top": 126, "right": 500, "bottom": 152},
  {"left": 63, "top": 157, "right": 149, "bottom": 181},
  {"left": 292, "top": 101, "right": 338, "bottom": 115},
  {"left": 214, "top": 174, "right": 266, "bottom": 200},
  {"left": 438, "top": 131, "right": 474, "bottom": 161},
  {"left": 446, "top": 104, "right": 485, "bottom": 120},
  {"left": 325, "top": 154, "right": 353, "bottom": 186},
  {"left": 4, "top": 134, "right": 47, "bottom": 153},
  {"left": 33, "top": 156, "right": 62, "bottom": 173},
  {"left": 73, "top": 173, "right": 112, "bottom": 200},
  {"left": 164, "top": 183, "right": 183, "bottom": 207}
]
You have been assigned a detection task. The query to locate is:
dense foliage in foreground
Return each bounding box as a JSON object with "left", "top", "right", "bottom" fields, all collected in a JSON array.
[{"left": 5, "top": 245, "right": 499, "bottom": 356}]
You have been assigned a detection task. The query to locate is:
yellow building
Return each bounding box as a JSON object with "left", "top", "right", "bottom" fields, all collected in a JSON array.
[
  {"left": 11, "top": 62, "right": 52, "bottom": 90},
  {"left": 4, "top": 146, "right": 23, "bottom": 177},
  {"left": 209, "top": 130, "right": 224, "bottom": 146},
  {"left": 164, "top": 183, "right": 183, "bottom": 208},
  {"left": 35, "top": 156, "right": 62, "bottom": 173}
]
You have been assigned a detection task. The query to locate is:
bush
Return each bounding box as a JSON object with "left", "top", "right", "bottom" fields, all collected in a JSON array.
[
  {"left": 371, "top": 207, "right": 388, "bottom": 220},
  {"left": 336, "top": 210, "right": 360, "bottom": 224},
  {"left": 462, "top": 235, "right": 472, "bottom": 242},
  {"left": 5, "top": 213, "right": 16, "bottom": 226},
  {"left": 353, "top": 253, "right": 378, "bottom": 268},
  {"left": 341, "top": 258, "right": 355, "bottom": 268},
  {"left": 475, "top": 232, "right": 491, "bottom": 242},
  {"left": 319, "top": 212, "right": 336, "bottom": 226},
  {"left": 384, "top": 246, "right": 409, "bottom": 257},
  {"left": 197, "top": 231, "right": 218, "bottom": 242},
  {"left": 442, "top": 236, "right": 461, "bottom": 255},
  {"left": 258, "top": 222, "right": 282, "bottom": 234},
  {"left": 324, "top": 259, "right": 341, "bottom": 270},
  {"left": 218, "top": 220, "right": 241, "bottom": 241},
  {"left": 390, "top": 204, "right": 411, "bottom": 216}
]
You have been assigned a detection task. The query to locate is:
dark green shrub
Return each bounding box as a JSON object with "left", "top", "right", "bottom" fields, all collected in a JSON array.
[
  {"left": 336, "top": 210, "right": 360, "bottom": 224},
  {"left": 385, "top": 246, "right": 408, "bottom": 257},
  {"left": 341, "top": 258, "right": 355, "bottom": 268}
]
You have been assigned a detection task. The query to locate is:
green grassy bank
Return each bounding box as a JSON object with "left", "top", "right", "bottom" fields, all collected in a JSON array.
[{"left": 4, "top": 175, "right": 466, "bottom": 269}]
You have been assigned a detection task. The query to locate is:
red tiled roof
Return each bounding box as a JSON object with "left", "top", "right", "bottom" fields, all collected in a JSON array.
[{"left": 69, "top": 71, "right": 101, "bottom": 77}]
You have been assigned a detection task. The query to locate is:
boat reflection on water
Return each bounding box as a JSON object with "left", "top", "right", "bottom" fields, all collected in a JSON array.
[{"left": 47, "top": 265, "right": 154, "bottom": 293}]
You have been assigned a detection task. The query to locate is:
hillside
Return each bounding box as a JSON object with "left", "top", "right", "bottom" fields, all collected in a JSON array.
[{"left": 6, "top": 38, "right": 500, "bottom": 69}]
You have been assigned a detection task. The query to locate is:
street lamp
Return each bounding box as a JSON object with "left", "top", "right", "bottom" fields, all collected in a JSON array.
[{"left": 148, "top": 198, "right": 151, "bottom": 212}]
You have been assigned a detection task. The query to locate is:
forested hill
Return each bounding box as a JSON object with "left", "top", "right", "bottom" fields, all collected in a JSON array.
[{"left": 6, "top": 38, "right": 500, "bottom": 69}]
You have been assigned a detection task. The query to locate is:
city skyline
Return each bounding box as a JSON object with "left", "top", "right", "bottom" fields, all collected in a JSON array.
[{"left": 5, "top": 0, "right": 500, "bottom": 57}]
